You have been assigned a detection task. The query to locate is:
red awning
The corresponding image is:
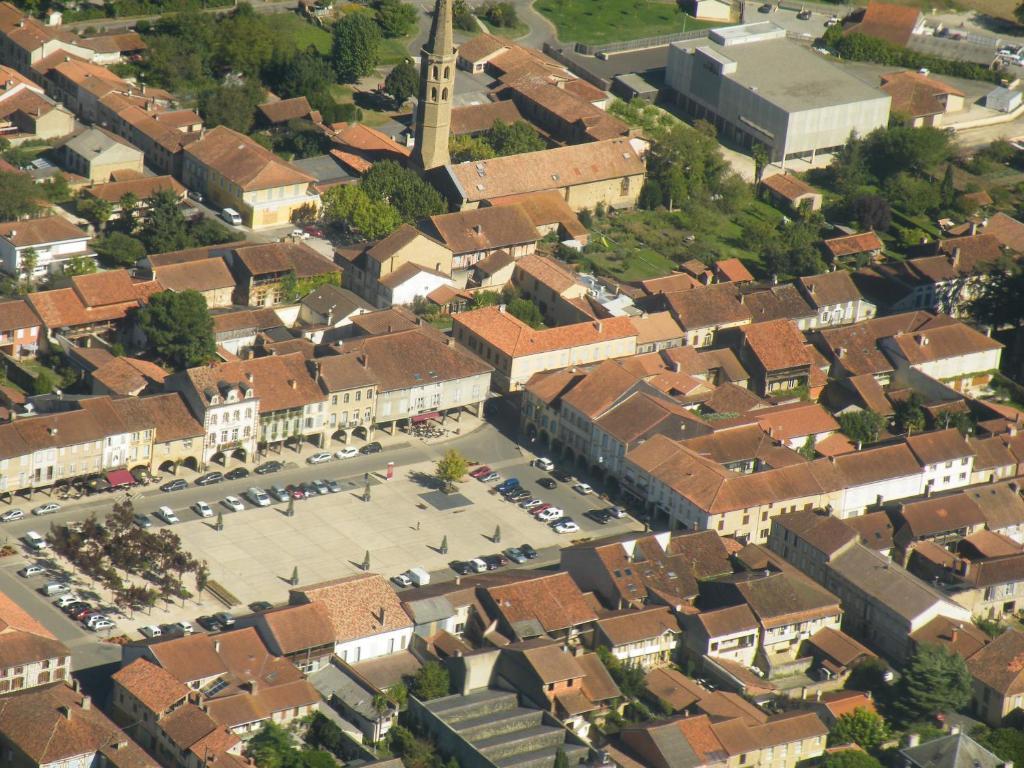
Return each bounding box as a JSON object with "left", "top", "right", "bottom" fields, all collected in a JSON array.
[
  {"left": 412, "top": 412, "right": 440, "bottom": 423},
  {"left": 106, "top": 469, "right": 134, "bottom": 488}
]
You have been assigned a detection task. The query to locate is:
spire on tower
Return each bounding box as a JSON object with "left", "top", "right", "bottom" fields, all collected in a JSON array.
[{"left": 413, "top": 0, "right": 457, "bottom": 170}]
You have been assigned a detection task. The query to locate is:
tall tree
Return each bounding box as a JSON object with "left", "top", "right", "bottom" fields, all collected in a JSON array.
[
  {"left": 828, "top": 708, "right": 890, "bottom": 750},
  {"left": 374, "top": 0, "right": 418, "bottom": 37},
  {"left": 94, "top": 233, "right": 146, "bottom": 268},
  {"left": 968, "top": 264, "right": 1024, "bottom": 374},
  {"left": 140, "top": 189, "right": 192, "bottom": 254},
  {"left": 361, "top": 160, "right": 446, "bottom": 221},
  {"left": 20, "top": 247, "right": 38, "bottom": 292},
  {"left": 435, "top": 449, "right": 468, "bottom": 492},
  {"left": 198, "top": 80, "right": 264, "bottom": 134},
  {"left": 0, "top": 171, "right": 41, "bottom": 220},
  {"left": 332, "top": 12, "right": 381, "bottom": 83},
  {"left": 410, "top": 661, "right": 450, "bottom": 700},
  {"left": 940, "top": 164, "right": 956, "bottom": 208},
  {"left": 485, "top": 120, "right": 545, "bottom": 156},
  {"left": 384, "top": 58, "right": 419, "bottom": 105},
  {"left": 838, "top": 410, "right": 885, "bottom": 445},
  {"left": 138, "top": 290, "right": 216, "bottom": 369},
  {"left": 896, "top": 643, "right": 972, "bottom": 722},
  {"left": 893, "top": 392, "right": 926, "bottom": 435}
]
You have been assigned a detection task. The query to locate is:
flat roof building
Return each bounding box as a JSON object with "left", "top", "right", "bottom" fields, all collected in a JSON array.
[{"left": 665, "top": 23, "right": 890, "bottom": 164}]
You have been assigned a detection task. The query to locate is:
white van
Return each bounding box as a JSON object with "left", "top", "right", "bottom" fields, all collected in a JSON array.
[
  {"left": 23, "top": 531, "right": 47, "bottom": 551},
  {"left": 407, "top": 567, "right": 431, "bottom": 587},
  {"left": 220, "top": 207, "right": 242, "bottom": 226}
]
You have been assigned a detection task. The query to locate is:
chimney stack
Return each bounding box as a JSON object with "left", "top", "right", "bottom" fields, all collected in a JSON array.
[
  {"left": 594, "top": 320, "right": 603, "bottom": 333},
  {"left": 81, "top": 695, "right": 91, "bottom": 710}
]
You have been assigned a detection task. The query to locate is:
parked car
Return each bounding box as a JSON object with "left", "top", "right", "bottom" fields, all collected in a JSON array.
[
  {"left": 392, "top": 572, "right": 413, "bottom": 588},
  {"left": 23, "top": 531, "right": 47, "bottom": 551},
  {"left": 449, "top": 560, "right": 474, "bottom": 575},
  {"left": 246, "top": 487, "right": 271, "bottom": 507},
  {"left": 225, "top": 467, "right": 250, "bottom": 481},
  {"left": 508, "top": 489, "right": 531, "bottom": 502},
  {"left": 132, "top": 513, "right": 152, "bottom": 529},
  {"left": 335, "top": 447, "right": 359, "bottom": 459},
  {"left": 161, "top": 478, "right": 188, "bottom": 492},
  {"left": 300, "top": 482, "right": 318, "bottom": 498},
  {"left": 573, "top": 483, "right": 593, "bottom": 495},
  {"left": 537, "top": 478, "right": 556, "bottom": 490},
  {"left": 797, "top": 7, "right": 812, "bottom": 19},
  {"left": 195, "top": 472, "right": 224, "bottom": 487},
  {"left": 607, "top": 505, "right": 627, "bottom": 519},
  {"left": 54, "top": 593, "right": 80, "bottom": 608},
  {"left": 32, "top": 502, "right": 60, "bottom": 516},
  {"left": 360, "top": 441, "right": 383, "bottom": 454},
  {"left": 255, "top": 461, "right": 283, "bottom": 475},
  {"left": 196, "top": 615, "right": 223, "bottom": 632},
  {"left": 468, "top": 558, "right": 488, "bottom": 573},
  {"left": 222, "top": 496, "right": 245, "bottom": 513},
  {"left": 42, "top": 581, "right": 71, "bottom": 596},
  {"left": 192, "top": 501, "right": 213, "bottom": 518},
  {"left": 0, "top": 509, "right": 24, "bottom": 522},
  {"left": 537, "top": 507, "right": 564, "bottom": 522},
  {"left": 69, "top": 604, "right": 94, "bottom": 621},
  {"left": 213, "top": 611, "right": 235, "bottom": 627},
  {"left": 291, "top": 228, "right": 310, "bottom": 240},
  {"left": 84, "top": 613, "right": 111, "bottom": 628},
  {"left": 285, "top": 484, "right": 305, "bottom": 500},
  {"left": 497, "top": 479, "right": 519, "bottom": 492},
  {"left": 552, "top": 471, "right": 573, "bottom": 483},
  {"left": 19, "top": 564, "right": 45, "bottom": 578},
  {"left": 248, "top": 601, "right": 273, "bottom": 612},
  {"left": 482, "top": 553, "right": 508, "bottom": 569},
  {"left": 269, "top": 485, "right": 290, "bottom": 503},
  {"left": 155, "top": 506, "right": 179, "bottom": 524},
  {"left": 529, "top": 503, "right": 552, "bottom": 516},
  {"left": 175, "top": 620, "right": 195, "bottom": 635},
  {"left": 303, "top": 224, "right": 325, "bottom": 238},
  {"left": 187, "top": 189, "right": 204, "bottom": 203},
  {"left": 311, "top": 480, "right": 329, "bottom": 495},
  {"left": 327, "top": 480, "right": 342, "bottom": 493},
  {"left": 479, "top": 471, "right": 500, "bottom": 482},
  {"left": 520, "top": 498, "right": 543, "bottom": 509},
  {"left": 89, "top": 618, "right": 115, "bottom": 631},
  {"left": 307, "top": 451, "right": 332, "bottom": 465},
  {"left": 504, "top": 547, "right": 528, "bottom": 564},
  {"left": 469, "top": 465, "right": 492, "bottom": 478},
  {"left": 586, "top": 509, "right": 612, "bottom": 525},
  {"left": 534, "top": 458, "right": 554, "bottom": 471},
  {"left": 552, "top": 519, "right": 580, "bottom": 534}
]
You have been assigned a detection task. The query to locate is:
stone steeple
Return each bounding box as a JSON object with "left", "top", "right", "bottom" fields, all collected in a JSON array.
[{"left": 413, "top": 0, "right": 456, "bottom": 170}]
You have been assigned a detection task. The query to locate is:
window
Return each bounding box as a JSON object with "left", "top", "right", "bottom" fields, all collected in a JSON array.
[
  {"left": 366, "top": 389, "right": 373, "bottom": 399},
  {"left": 431, "top": 87, "right": 437, "bottom": 100},
  {"left": 356, "top": 391, "right": 362, "bottom": 402},
  {"left": 620, "top": 177, "right": 630, "bottom": 195},
  {"left": 344, "top": 393, "right": 350, "bottom": 404},
  {"left": 441, "top": 87, "right": 448, "bottom": 100}
]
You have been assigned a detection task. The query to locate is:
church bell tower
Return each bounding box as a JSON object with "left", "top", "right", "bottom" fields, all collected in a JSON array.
[{"left": 413, "top": 0, "right": 456, "bottom": 170}]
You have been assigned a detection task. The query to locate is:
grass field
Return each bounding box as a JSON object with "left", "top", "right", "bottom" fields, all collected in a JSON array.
[
  {"left": 275, "top": 13, "right": 333, "bottom": 54},
  {"left": 584, "top": 200, "right": 779, "bottom": 281},
  {"left": 533, "top": 0, "right": 719, "bottom": 44},
  {"left": 479, "top": 18, "right": 530, "bottom": 40},
  {"left": 379, "top": 35, "right": 414, "bottom": 66}
]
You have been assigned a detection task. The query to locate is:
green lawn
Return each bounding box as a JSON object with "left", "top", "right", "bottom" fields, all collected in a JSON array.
[
  {"left": 533, "top": 0, "right": 721, "bottom": 44},
  {"left": 275, "top": 13, "right": 333, "bottom": 54},
  {"left": 585, "top": 200, "right": 779, "bottom": 281},
  {"left": 479, "top": 18, "right": 529, "bottom": 40},
  {"left": 380, "top": 35, "right": 414, "bottom": 66}
]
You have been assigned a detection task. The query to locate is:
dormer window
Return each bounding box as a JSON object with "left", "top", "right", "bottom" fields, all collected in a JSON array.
[{"left": 210, "top": 395, "right": 220, "bottom": 405}]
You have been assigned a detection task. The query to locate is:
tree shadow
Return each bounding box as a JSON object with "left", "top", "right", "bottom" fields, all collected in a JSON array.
[
  {"left": 408, "top": 470, "right": 441, "bottom": 489},
  {"left": 966, "top": 13, "right": 1020, "bottom": 35}
]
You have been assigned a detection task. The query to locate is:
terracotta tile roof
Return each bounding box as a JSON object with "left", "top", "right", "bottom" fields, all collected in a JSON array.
[
  {"left": 645, "top": 667, "right": 705, "bottom": 710},
  {"left": 847, "top": 0, "right": 922, "bottom": 45},
  {"left": 450, "top": 100, "right": 524, "bottom": 135},
  {"left": 79, "top": 31, "right": 146, "bottom": 53},
  {"left": 806, "top": 627, "right": 876, "bottom": 668},
  {"left": 448, "top": 136, "right": 646, "bottom": 203},
  {"left": 497, "top": 76, "right": 628, "bottom": 140},
  {"left": 258, "top": 602, "right": 336, "bottom": 655},
  {"left": 71, "top": 270, "right": 152, "bottom": 307},
  {"left": 204, "top": 677, "right": 319, "bottom": 730},
  {"left": 823, "top": 231, "right": 884, "bottom": 259},
  {"left": 559, "top": 359, "right": 638, "bottom": 417},
  {"left": 638, "top": 272, "right": 701, "bottom": 295},
  {"left": 160, "top": 703, "right": 225, "bottom": 750},
  {"left": 772, "top": 510, "right": 858, "bottom": 555},
  {"left": 727, "top": 572, "right": 840, "bottom": 629},
  {"left": 740, "top": 319, "right": 812, "bottom": 372},
  {"left": 513, "top": 253, "right": 579, "bottom": 295},
  {"left": 817, "top": 310, "right": 935, "bottom": 376},
  {"left": 831, "top": 442, "right": 922, "bottom": 486},
  {"left": 907, "top": 234, "right": 1004, "bottom": 283},
  {"left": 762, "top": 173, "right": 819, "bottom": 202},
  {"left": 715, "top": 258, "right": 755, "bottom": 283},
  {"left": 289, "top": 573, "right": 412, "bottom": 642},
  {"left": 799, "top": 271, "right": 865, "bottom": 308},
  {"left": 0, "top": 214, "right": 88, "bottom": 247},
  {"left": 910, "top": 614, "right": 990, "bottom": 658},
  {"left": 715, "top": 711, "right": 827, "bottom": 755},
  {"left": 895, "top": 493, "right": 985, "bottom": 540},
  {"left": 329, "top": 326, "right": 491, "bottom": 391},
  {"left": 84, "top": 175, "right": 185, "bottom": 203},
  {"left": 982, "top": 212, "right": 1024, "bottom": 253},
  {"left": 906, "top": 428, "right": 974, "bottom": 465},
  {"left": 485, "top": 190, "right": 587, "bottom": 240},
  {"left": 0, "top": 298, "right": 39, "bottom": 332},
  {"left": 596, "top": 606, "right": 679, "bottom": 646},
  {"left": 486, "top": 571, "right": 597, "bottom": 635},
  {"left": 886, "top": 320, "right": 1003, "bottom": 365},
  {"left": 179, "top": 352, "right": 323, "bottom": 414},
  {"left": 147, "top": 242, "right": 245, "bottom": 268},
  {"left": 184, "top": 126, "right": 315, "bottom": 192},
  {"left": 142, "top": 634, "right": 227, "bottom": 684},
  {"left": 0, "top": 683, "right": 154, "bottom": 767},
  {"left": 629, "top": 312, "right": 684, "bottom": 345},
  {"left": 966, "top": 628, "right": 1024, "bottom": 695},
  {"left": 113, "top": 657, "right": 190, "bottom": 713},
  {"left": 233, "top": 241, "right": 339, "bottom": 279},
  {"left": 155, "top": 257, "right": 235, "bottom": 293},
  {"left": 457, "top": 33, "right": 510, "bottom": 63},
  {"left": 455, "top": 305, "right": 636, "bottom": 357},
  {"left": 742, "top": 283, "right": 815, "bottom": 324},
  {"left": 846, "top": 373, "right": 893, "bottom": 416},
  {"left": 577, "top": 650, "right": 622, "bottom": 702},
  {"left": 697, "top": 604, "right": 759, "bottom": 637},
  {"left": 754, "top": 402, "right": 839, "bottom": 442},
  {"left": 92, "top": 356, "right": 168, "bottom": 395},
  {"left": 513, "top": 639, "right": 585, "bottom": 683},
  {"left": 0, "top": 590, "right": 68, "bottom": 670},
  {"left": 662, "top": 283, "right": 752, "bottom": 329},
  {"left": 142, "top": 392, "right": 204, "bottom": 442},
  {"left": 846, "top": 510, "right": 895, "bottom": 550},
  {"left": 257, "top": 96, "right": 315, "bottom": 124},
  {"left": 428, "top": 204, "right": 538, "bottom": 254},
  {"left": 330, "top": 122, "right": 410, "bottom": 158},
  {"left": 881, "top": 71, "right": 964, "bottom": 118}
]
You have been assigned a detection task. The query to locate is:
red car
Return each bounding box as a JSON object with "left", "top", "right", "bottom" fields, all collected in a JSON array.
[
  {"left": 303, "top": 225, "right": 325, "bottom": 238},
  {"left": 70, "top": 605, "right": 94, "bottom": 621},
  {"left": 469, "top": 465, "right": 492, "bottom": 478},
  {"left": 530, "top": 503, "right": 552, "bottom": 516}
]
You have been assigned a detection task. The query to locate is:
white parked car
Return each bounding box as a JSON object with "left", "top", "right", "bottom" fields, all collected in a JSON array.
[
  {"left": 31, "top": 502, "right": 60, "bottom": 516},
  {"left": 307, "top": 451, "right": 332, "bottom": 464},
  {"left": 19, "top": 564, "right": 46, "bottom": 577},
  {"left": 537, "top": 507, "right": 564, "bottom": 522},
  {"left": 155, "top": 506, "right": 179, "bottom": 524},
  {"left": 335, "top": 447, "right": 359, "bottom": 459},
  {"left": 1, "top": 508, "right": 24, "bottom": 522},
  {"left": 291, "top": 228, "right": 310, "bottom": 240},
  {"left": 391, "top": 572, "right": 413, "bottom": 588},
  {"left": 90, "top": 619, "right": 115, "bottom": 631},
  {"left": 573, "top": 483, "right": 593, "bottom": 495},
  {"left": 54, "top": 593, "right": 80, "bottom": 608},
  {"left": 223, "top": 496, "right": 245, "bottom": 513},
  {"left": 246, "top": 487, "right": 270, "bottom": 507},
  {"left": 139, "top": 625, "right": 162, "bottom": 639},
  {"left": 84, "top": 613, "right": 112, "bottom": 628},
  {"left": 553, "top": 519, "right": 580, "bottom": 534},
  {"left": 175, "top": 620, "right": 195, "bottom": 635},
  {"left": 193, "top": 501, "right": 213, "bottom": 518},
  {"left": 534, "top": 457, "right": 554, "bottom": 471}
]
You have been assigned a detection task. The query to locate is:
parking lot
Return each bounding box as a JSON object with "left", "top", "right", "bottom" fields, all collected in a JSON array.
[{"left": 0, "top": 421, "right": 642, "bottom": 656}]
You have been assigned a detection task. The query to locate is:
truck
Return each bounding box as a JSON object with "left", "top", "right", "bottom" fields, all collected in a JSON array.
[{"left": 407, "top": 567, "right": 431, "bottom": 587}]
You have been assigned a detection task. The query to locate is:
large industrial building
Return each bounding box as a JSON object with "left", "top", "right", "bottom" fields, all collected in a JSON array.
[{"left": 665, "top": 23, "right": 891, "bottom": 165}]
